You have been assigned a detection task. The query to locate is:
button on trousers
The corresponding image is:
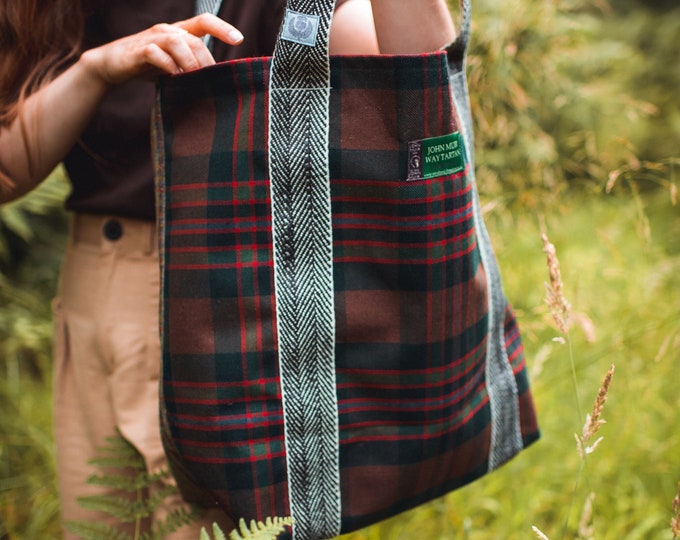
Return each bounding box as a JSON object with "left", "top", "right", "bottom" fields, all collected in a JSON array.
[{"left": 52, "top": 213, "right": 232, "bottom": 539}]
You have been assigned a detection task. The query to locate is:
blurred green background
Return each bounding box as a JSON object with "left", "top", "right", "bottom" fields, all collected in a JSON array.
[{"left": 1, "top": 0, "right": 679, "bottom": 538}]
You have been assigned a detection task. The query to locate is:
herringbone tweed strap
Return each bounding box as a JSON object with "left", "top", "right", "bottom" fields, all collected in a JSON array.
[
  {"left": 445, "top": 0, "right": 525, "bottom": 471},
  {"left": 268, "top": 1, "right": 340, "bottom": 539}
]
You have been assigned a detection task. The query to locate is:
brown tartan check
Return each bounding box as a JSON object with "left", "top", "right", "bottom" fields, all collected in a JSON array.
[{"left": 153, "top": 21, "right": 539, "bottom": 539}]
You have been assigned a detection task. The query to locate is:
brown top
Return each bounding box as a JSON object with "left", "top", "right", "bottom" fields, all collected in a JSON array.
[{"left": 64, "top": 0, "right": 348, "bottom": 221}]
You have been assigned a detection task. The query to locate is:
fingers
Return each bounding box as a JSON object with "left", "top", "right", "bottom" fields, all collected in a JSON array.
[
  {"left": 83, "top": 14, "right": 245, "bottom": 85},
  {"left": 147, "top": 15, "right": 244, "bottom": 75},
  {"left": 142, "top": 42, "right": 181, "bottom": 75},
  {"left": 177, "top": 13, "right": 244, "bottom": 47},
  {"left": 152, "top": 24, "right": 216, "bottom": 73}
]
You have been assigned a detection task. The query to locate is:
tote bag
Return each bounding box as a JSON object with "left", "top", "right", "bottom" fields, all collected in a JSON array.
[{"left": 153, "top": 1, "right": 539, "bottom": 538}]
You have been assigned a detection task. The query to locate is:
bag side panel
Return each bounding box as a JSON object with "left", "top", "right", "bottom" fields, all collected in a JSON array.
[
  {"left": 329, "top": 53, "right": 494, "bottom": 533},
  {"left": 158, "top": 58, "right": 291, "bottom": 522}
]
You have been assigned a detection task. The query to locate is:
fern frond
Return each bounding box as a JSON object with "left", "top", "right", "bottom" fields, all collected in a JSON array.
[
  {"left": 64, "top": 519, "right": 133, "bottom": 540},
  {"left": 88, "top": 453, "right": 147, "bottom": 470},
  {"left": 76, "top": 494, "right": 147, "bottom": 523},
  {"left": 86, "top": 471, "right": 149, "bottom": 492},
  {"left": 200, "top": 522, "right": 228, "bottom": 540},
  {"left": 228, "top": 517, "right": 294, "bottom": 540},
  {"left": 212, "top": 521, "right": 228, "bottom": 540},
  {"left": 144, "top": 483, "right": 185, "bottom": 513},
  {"left": 142, "top": 504, "right": 203, "bottom": 540},
  {"left": 71, "top": 430, "right": 202, "bottom": 537},
  {"left": 86, "top": 432, "right": 147, "bottom": 471}
]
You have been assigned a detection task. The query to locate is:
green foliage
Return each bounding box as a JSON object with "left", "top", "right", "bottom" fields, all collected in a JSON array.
[
  {"left": 200, "top": 523, "right": 228, "bottom": 540},
  {"left": 0, "top": 166, "right": 68, "bottom": 394},
  {"left": 462, "top": 0, "right": 680, "bottom": 208},
  {"left": 0, "top": 377, "right": 61, "bottom": 539},
  {"left": 0, "top": 165, "right": 69, "bottom": 270},
  {"left": 65, "top": 432, "right": 201, "bottom": 540},
  {"left": 0, "top": 167, "right": 68, "bottom": 539},
  {"left": 200, "top": 518, "right": 294, "bottom": 540}
]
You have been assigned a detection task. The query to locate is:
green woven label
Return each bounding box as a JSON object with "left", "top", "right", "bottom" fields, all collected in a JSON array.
[{"left": 407, "top": 132, "right": 466, "bottom": 181}]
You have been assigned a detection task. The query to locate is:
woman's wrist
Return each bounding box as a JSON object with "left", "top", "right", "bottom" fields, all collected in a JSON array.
[{"left": 77, "top": 48, "right": 116, "bottom": 95}]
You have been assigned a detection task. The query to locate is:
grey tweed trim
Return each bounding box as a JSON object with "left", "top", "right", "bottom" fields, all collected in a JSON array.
[
  {"left": 449, "top": 61, "right": 524, "bottom": 470},
  {"left": 268, "top": 1, "right": 341, "bottom": 539}
]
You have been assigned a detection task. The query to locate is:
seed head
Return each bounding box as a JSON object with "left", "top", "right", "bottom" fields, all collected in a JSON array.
[
  {"left": 672, "top": 483, "right": 680, "bottom": 538},
  {"left": 542, "top": 233, "right": 571, "bottom": 334},
  {"left": 576, "top": 364, "right": 615, "bottom": 458}
]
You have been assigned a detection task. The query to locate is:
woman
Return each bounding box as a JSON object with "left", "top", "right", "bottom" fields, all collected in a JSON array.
[{"left": 0, "top": 1, "right": 455, "bottom": 537}]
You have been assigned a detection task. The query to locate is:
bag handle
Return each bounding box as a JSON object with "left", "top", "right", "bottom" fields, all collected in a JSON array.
[
  {"left": 266, "top": 3, "right": 472, "bottom": 539},
  {"left": 196, "top": 0, "right": 472, "bottom": 71},
  {"left": 271, "top": 0, "right": 472, "bottom": 83}
]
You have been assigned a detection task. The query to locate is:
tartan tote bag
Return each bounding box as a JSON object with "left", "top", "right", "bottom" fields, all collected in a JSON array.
[{"left": 153, "top": 1, "right": 539, "bottom": 538}]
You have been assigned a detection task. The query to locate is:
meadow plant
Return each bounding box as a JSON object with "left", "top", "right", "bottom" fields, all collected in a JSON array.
[
  {"left": 575, "top": 365, "right": 614, "bottom": 459},
  {"left": 541, "top": 233, "right": 571, "bottom": 336},
  {"left": 534, "top": 233, "right": 616, "bottom": 539},
  {"left": 200, "top": 517, "right": 294, "bottom": 540},
  {"left": 672, "top": 484, "right": 680, "bottom": 540}
]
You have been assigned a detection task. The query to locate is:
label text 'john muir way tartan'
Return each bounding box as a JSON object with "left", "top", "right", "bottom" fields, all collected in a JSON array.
[{"left": 407, "top": 131, "right": 466, "bottom": 181}]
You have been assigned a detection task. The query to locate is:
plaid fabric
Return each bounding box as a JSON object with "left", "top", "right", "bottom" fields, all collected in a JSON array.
[{"left": 154, "top": 51, "right": 539, "bottom": 536}]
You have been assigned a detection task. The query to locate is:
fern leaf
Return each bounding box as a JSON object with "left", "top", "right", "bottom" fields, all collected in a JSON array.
[
  {"left": 64, "top": 519, "right": 132, "bottom": 540},
  {"left": 148, "top": 505, "right": 203, "bottom": 540},
  {"left": 228, "top": 517, "right": 294, "bottom": 540},
  {"left": 86, "top": 471, "right": 149, "bottom": 492},
  {"left": 87, "top": 434, "right": 147, "bottom": 470},
  {"left": 87, "top": 453, "right": 146, "bottom": 470},
  {"left": 144, "top": 483, "right": 184, "bottom": 513},
  {"left": 199, "top": 522, "right": 228, "bottom": 540},
  {"left": 212, "top": 521, "right": 228, "bottom": 540},
  {"left": 76, "top": 494, "right": 147, "bottom": 522},
  {"left": 71, "top": 429, "right": 202, "bottom": 536}
]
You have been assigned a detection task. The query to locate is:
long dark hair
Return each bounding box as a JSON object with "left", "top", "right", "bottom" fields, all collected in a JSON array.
[
  {"left": 0, "top": 0, "right": 84, "bottom": 126},
  {"left": 0, "top": 0, "right": 84, "bottom": 187}
]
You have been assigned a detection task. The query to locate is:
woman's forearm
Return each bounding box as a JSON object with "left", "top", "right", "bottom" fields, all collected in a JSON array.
[
  {"left": 0, "top": 57, "right": 109, "bottom": 202},
  {"left": 370, "top": 0, "right": 455, "bottom": 54},
  {"left": 0, "top": 13, "right": 243, "bottom": 203}
]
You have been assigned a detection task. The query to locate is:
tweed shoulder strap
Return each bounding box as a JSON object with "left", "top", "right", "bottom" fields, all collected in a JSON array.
[
  {"left": 269, "top": 1, "right": 339, "bottom": 539},
  {"left": 267, "top": 1, "right": 523, "bottom": 538}
]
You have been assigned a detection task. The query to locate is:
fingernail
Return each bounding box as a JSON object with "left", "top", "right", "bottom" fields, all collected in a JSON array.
[{"left": 229, "top": 29, "right": 244, "bottom": 43}]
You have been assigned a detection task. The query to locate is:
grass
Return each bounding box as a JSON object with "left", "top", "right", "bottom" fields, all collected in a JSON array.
[{"left": 1, "top": 190, "right": 679, "bottom": 539}]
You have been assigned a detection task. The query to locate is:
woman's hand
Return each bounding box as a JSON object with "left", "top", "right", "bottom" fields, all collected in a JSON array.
[
  {"left": 0, "top": 13, "right": 245, "bottom": 201},
  {"left": 80, "top": 13, "right": 244, "bottom": 87}
]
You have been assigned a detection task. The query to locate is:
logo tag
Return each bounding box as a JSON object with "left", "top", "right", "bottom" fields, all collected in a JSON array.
[
  {"left": 407, "top": 132, "right": 467, "bottom": 181},
  {"left": 281, "top": 10, "right": 321, "bottom": 47}
]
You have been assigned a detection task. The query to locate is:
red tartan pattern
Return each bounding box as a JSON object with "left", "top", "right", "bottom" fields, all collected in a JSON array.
[{"left": 154, "top": 51, "right": 539, "bottom": 534}]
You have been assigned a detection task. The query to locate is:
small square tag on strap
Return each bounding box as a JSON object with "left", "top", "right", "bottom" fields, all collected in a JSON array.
[{"left": 281, "top": 9, "right": 321, "bottom": 47}]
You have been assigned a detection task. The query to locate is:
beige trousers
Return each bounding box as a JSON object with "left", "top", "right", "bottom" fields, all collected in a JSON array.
[{"left": 52, "top": 213, "right": 232, "bottom": 539}]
